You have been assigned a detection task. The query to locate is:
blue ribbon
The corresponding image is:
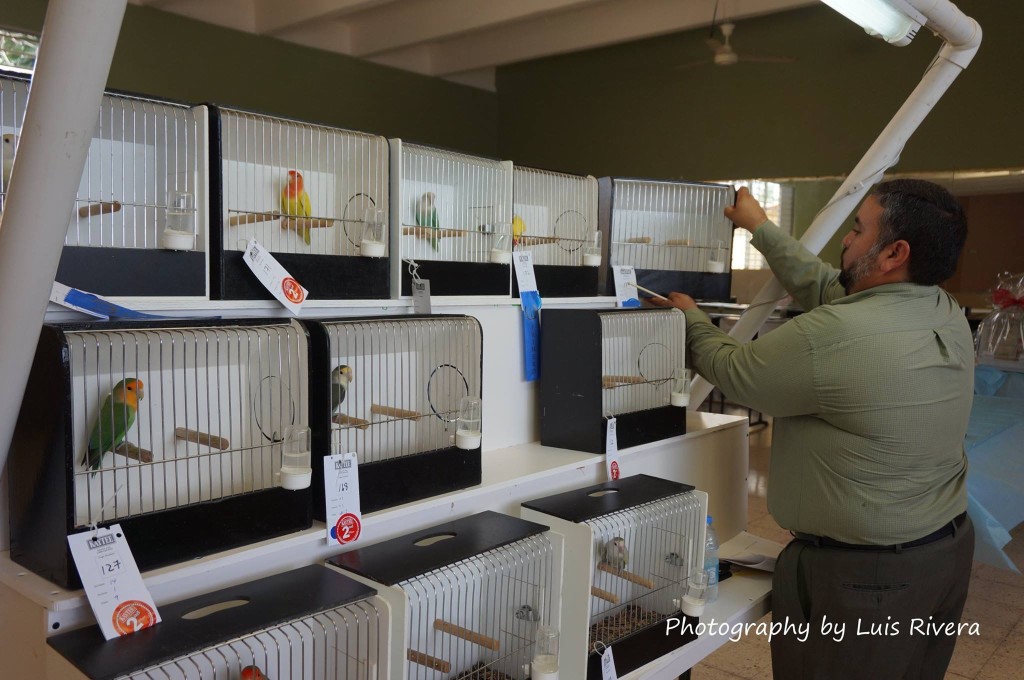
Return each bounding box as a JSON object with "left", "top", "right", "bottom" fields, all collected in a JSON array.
[{"left": 521, "top": 289, "right": 542, "bottom": 382}]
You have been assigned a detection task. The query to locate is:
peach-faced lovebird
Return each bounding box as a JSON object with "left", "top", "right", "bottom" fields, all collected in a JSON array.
[
  {"left": 601, "top": 536, "right": 629, "bottom": 570},
  {"left": 240, "top": 666, "right": 269, "bottom": 680},
  {"left": 331, "top": 364, "right": 353, "bottom": 415},
  {"left": 281, "top": 170, "right": 312, "bottom": 245},
  {"left": 415, "top": 191, "right": 439, "bottom": 251},
  {"left": 84, "top": 378, "right": 144, "bottom": 472}
]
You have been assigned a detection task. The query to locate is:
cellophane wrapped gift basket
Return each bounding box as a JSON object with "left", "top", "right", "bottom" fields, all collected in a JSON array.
[{"left": 975, "top": 272, "right": 1024, "bottom": 371}]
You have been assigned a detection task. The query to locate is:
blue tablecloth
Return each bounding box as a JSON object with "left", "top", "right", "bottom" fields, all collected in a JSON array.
[{"left": 966, "top": 370, "right": 1024, "bottom": 572}]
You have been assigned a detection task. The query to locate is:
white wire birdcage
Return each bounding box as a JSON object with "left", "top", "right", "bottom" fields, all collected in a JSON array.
[
  {"left": 585, "top": 492, "right": 704, "bottom": 652},
  {"left": 325, "top": 316, "right": 482, "bottom": 465},
  {"left": 400, "top": 534, "right": 554, "bottom": 680},
  {"left": 598, "top": 310, "right": 686, "bottom": 417},
  {"left": 65, "top": 321, "right": 307, "bottom": 527},
  {"left": 219, "top": 107, "right": 389, "bottom": 256},
  {"left": 512, "top": 166, "right": 598, "bottom": 267},
  {"left": 1, "top": 72, "right": 208, "bottom": 255},
  {"left": 607, "top": 179, "right": 733, "bottom": 274},
  {"left": 116, "top": 599, "right": 384, "bottom": 680},
  {"left": 393, "top": 140, "right": 512, "bottom": 266}
]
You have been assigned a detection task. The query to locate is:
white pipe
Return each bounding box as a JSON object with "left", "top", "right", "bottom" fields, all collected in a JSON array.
[
  {"left": 689, "top": 1, "right": 980, "bottom": 409},
  {"left": 0, "top": 1, "right": 128, "bottom": 492}
]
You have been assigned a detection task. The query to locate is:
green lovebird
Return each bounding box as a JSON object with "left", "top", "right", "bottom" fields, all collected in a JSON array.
[
  {"left": 331, "top": 364, "right": 353, "bottom": 415},
  {"left": 83, "top": 378, "right": 145, "bottom": 472},
  {"left": 415, "top": 191, "right": 440, "bottom": 251}
]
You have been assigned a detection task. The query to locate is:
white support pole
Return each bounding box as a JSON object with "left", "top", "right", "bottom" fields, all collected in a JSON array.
[
  {"left": 0, "top": 1, "right": 128, "bottom": 504},
  {"left": 689, "top": 0, "right": 980, "bottom": 409}
]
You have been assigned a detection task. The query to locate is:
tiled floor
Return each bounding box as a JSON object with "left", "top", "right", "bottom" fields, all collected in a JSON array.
[{"left": 692, "top": 416, "right": 1024, "bottom": 679}]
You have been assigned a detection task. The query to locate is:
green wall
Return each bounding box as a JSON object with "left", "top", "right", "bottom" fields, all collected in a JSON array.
[
  {"left": 0, "top": 0, "right": 498, "bottom": 156},
  {"left": 496, "top": 1, "right": 1019, "bottom": 182}
]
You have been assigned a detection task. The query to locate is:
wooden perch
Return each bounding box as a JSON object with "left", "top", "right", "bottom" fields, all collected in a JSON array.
[
  {"left": 666, "top": 239, "right": 691, "bottom": 246},
  {"left": 624, "top": 236, "right": 652, "bottom": 244},
  {"left": 433, "top": 619, "right": 501, "bottom": 651},
  {"left": 596, "top": 562, "right": 656, "bottom": 589},
  {"left": 371, "top": 403, "right": 422, "bottom": 420},
  {"left": 113, "top": 441, "right": 152, "bottom": 463},
  {"left": 283, "top": 216, "right": 335, "bottom": 231},
  {"left": 407, "top": 650, "right": 451, "bottom": 674},
  {"left": 228, "top": 211, "right": 280, "bottom": 227},
  {"left": 77, "top": 201, "right": 122, "bottom": 219},
  {"left": 332, "top": 413, "right": 370, "bottom": 430},
  {"left": 591, "top": 586, "right": 620, "bottom": 605},
  {"left": 402, "top": 226, "right": 466, "bottom": 239},
  {"left": 174, "top": 427, "right": 230, "bottom": 450},
  {"left": 602, "top": 375, "right": 647, "bottom": 388},
  {"left": 516, "top": 235, "right": 560, "bottom": 246}
]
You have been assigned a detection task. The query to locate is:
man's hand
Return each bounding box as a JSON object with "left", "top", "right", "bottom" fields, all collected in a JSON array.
[
  {"left": 649, "top": 291, "right": 698, "bottom": 312},
  {"left": 724, "top": 186, "right": 769, "bottom": 233}
]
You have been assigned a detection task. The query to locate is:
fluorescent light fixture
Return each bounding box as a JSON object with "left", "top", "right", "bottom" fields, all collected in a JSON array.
[{"left": 821, "top": 0, "right": 922, "bottom": 46}]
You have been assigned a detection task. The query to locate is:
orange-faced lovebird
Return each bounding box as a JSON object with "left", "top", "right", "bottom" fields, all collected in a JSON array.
[
  {"left": 84, "top": 378, "right": 144, "bottom": 472},
  {"left": 240, "top": 666, "right": 269, "bottom": 680},
  {"left": 281, "top": 170, "right": 312, "bottom": 245}
]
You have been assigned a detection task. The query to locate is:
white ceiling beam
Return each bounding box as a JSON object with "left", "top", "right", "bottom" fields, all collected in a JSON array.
[
  {"left": 274, "top": 19, "right": 353, "bottom": 56},
  {"left": 348, "top": 0, "right": 611, "bottom": 57},
  {"left": 254, "top": 0, "right": 399, "bottom": 36},
  {"left": 370, "top": 0, "right": 817, "bottom": 76}
]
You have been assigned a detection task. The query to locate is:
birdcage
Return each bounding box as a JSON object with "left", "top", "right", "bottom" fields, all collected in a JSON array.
[
  {"left": 521, "top": 475, "right": 707, "bottom": 679},
  {"left": 0, "top": 71, "right": 209, "bottom": 297},
  {"left": 539, "top": 308, "right": 686, "bottom": 454},
  {"left": 512, "top": 166, "right": 600, "bottom": 297},
  {"left": 210, "top": 105, "right": 390, "bottom": 300},
  {"left": 47, "top": 564, "right": 388, "bottom": 679},
  {"left": 599, "top": 178, "right": 734, "bottom": 301},
  {"left": 8, "top": 319, "right": 312, "bottom": 589},
  {"left": 390, "top": 139, "right": 513, "bottom": 297},
  {"left": 304, "top": 315, "right": 483, "bottom": 517},
  {"left": 329, "top": 511, "right": 558, "bottom": 680}
]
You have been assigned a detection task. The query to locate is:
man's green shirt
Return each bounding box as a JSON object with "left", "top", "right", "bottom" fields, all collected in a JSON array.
[{"left": 684, "top": 221, "right": 972, "bottom": 544}]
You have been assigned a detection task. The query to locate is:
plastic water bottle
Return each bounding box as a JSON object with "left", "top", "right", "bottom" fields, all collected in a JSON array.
[{"left": 704, "top": 515, "right": 719, "bottom": 603}]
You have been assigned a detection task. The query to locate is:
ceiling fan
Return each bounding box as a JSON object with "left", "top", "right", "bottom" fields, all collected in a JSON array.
[{"left": 676, "top": 19, "right": 798, "bottom": 70}]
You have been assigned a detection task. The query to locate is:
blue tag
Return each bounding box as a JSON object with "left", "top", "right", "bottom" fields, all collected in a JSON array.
[
  {"left": 521, "top": 290, "right": 542, "bottom": 382},
  {"left": 55, "top": 284, "right": 170, "bottom": 320}
]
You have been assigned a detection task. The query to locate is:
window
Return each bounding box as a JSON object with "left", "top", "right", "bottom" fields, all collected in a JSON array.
[
  {"left": 720, "top": 180, "right": 793, "bottom": 270},
  {"left": 0, "top": 28, "right": 39, "bottom": 73}
]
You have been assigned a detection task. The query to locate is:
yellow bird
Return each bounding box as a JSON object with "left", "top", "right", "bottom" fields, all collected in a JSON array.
[{"left": 512, "top": 214, "right": 526, "bottom": 247}]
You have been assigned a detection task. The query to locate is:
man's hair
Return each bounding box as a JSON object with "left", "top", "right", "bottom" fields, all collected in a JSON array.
[{"left": 870, "top": 179, "right": 968, "bottom": 285}]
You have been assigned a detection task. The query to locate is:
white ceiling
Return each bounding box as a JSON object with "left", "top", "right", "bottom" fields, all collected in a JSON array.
[{"left": 129, "top": 0, "right": 818, "bottom": 90}]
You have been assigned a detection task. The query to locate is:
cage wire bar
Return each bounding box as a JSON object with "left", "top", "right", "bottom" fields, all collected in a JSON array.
[
  {"left": 512, "top": 166, "right": 597, "bottom": 266},
  {"left": 397, "top": 141, "right": 511, "bottom": 264},
  {"left": 400, "top": 534, "right": 554, "bottom": 680},
  {"left": 608, "top": 180, "right": 733, "bottom": 274},
  {"left": 326, "top": 316, "right": 482, "bottom": 465},
  {"left": 586, "top": 492, "right": 704, "bottom": 652},
  {"left": 67, "top": 322, "right": 307, "bottom": 528},
  {"left": 113, "top": 599, "right": 384, "bottom": 680},
  {"left": 599, "top": 310, "right": 686, "bottom": 417},
  {"left": 219, "top": 108, "right": 388, "bottom": 256},
  {"left": 1, "top": 72, "right": 206, "bottom": 253}
]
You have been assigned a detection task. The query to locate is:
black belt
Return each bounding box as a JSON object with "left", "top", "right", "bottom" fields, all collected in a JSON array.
[{"left": 793, "top": 512, "right": 967, "bottom": 552}]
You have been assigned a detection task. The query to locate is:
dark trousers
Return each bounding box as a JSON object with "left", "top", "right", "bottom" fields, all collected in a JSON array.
[{"left": 770, "top": 515, "right": 974, "bottom": 680}]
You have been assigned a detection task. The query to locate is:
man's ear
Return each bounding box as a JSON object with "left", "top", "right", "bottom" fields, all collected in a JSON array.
[{"left": 879, "top": 239, "right": 911, "bottom": 274}]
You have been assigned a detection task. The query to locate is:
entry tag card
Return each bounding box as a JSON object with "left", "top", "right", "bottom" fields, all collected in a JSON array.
[
  {"left": 67, "top": 525, "right": 161, "bottom": 641},
  {"left": 412, "top": 279, "right": 432, "bottom": 314},
  {"left": 601, "top": 646, "right": 618, "bottom": 680},
  {"left": 605, "top": 417, "right": 621, "bottom": 480},
  {"left": 513, "top": 251, "right": 542, "bottom": 382},
  {"left": 325, "top": 452, "right": 363, "bottom": 546},
  {"left": 612, "top": 266, "right": 640, "bottom": 308},
  {"left": 243, "top": 238, "right": 308, "bottom": 314}
]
